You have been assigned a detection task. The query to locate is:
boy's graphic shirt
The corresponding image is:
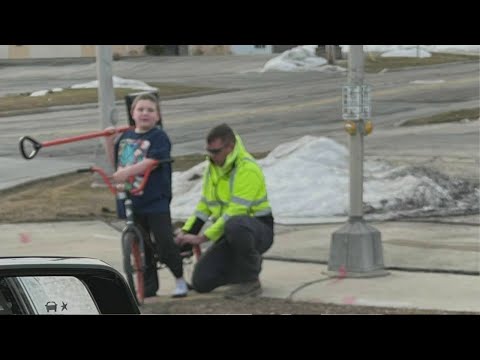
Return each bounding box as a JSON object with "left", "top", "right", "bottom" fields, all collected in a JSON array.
[
  {"left": 117, "top": 138, "right": 152, "bottom": 195},
  {"left": 114, "top": 127, "right": 172, "bottom": 217}
]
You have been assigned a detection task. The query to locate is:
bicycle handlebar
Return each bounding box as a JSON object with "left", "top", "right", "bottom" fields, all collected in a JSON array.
[
  {"left": 77, "top": 158, "right": 174, "bottom": 195},
  {"left": 78, "top": 158, "right": 200, "bottom": 260},
  {"left": 19, "top": 125, "right": 133, "bottom": 160}
]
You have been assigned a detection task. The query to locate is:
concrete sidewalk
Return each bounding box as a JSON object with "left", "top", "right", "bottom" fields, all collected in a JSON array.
[
  {"left": 1, "top": 219, "right": 478, "bottom": 313},
  {"left": 261, "top": 261, "right": 480, "bottom": 313}
]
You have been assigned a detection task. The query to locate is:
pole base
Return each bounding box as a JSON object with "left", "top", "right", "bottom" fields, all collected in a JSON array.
[
  {"left": 324, "top": 269, "right": 389, "bottom": 278},
  {"left": 328, "top": 218, "right": 389, "bottom": 278}
]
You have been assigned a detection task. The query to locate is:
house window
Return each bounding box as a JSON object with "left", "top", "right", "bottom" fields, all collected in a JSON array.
[{"left": 254, "top": 45, "right": 266, "bottom": 49}]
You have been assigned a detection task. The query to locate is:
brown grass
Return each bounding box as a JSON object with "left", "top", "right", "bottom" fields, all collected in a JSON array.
[
  {"left": 399, "top": 108, "right": 479, "bottom": 126},
  {"left": 336, "top": 52, "right": 479, "bottom": 73},
  {"left": 0, "top": 82, "right": 217, "bottom": 114},
  {"left": 0, "top": 152, "right": 269, "bottom": 224}
]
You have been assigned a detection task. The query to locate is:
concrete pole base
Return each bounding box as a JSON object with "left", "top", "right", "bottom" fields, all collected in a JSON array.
[
  {"left": 327, "top": 218, "right": 389, "bottom": 278},
  {"left": 324, "top": 269, "right": 390, "bottom": 278}
]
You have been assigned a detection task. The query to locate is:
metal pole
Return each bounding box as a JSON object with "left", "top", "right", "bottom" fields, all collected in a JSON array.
[
  {"left": 348, "top": 45, "right": 364, "bottom": 219},
  {"left": 96, "top": 45, "right": 118, "bottom": 130},
  {"left": 95, "top": 45, "right": 118, "bottom": 173},
  {"left": 328, "top": 45, "right": 388, "bottom": 278},
  {"left": 326, "top": 45, "right": 336, "bottom": 65}
]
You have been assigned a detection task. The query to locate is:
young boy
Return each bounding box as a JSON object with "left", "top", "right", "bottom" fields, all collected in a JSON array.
[{"left": 105, "top": 93, "right": 187, "bottom": 298}]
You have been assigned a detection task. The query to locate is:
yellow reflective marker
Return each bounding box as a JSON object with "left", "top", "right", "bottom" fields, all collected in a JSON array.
[
  {"left": 364, "top": 120, "right": 373, "bottom": 135},
  {"left": 344, "top": 121, "right": 357, "bottom": 135}
]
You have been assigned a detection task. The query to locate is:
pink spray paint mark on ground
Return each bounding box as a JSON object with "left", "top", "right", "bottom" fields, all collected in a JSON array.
[
  {"left": 19, "top": 232, "right": 32, "bottom": 244},
  {"left": 328, "top": 265, "right": 347, "bottom": 285},
  {"left": 342, "top": 296, "right": 357, "bottom": 305},
  {"left": 327, "top": 266, "right": 356, "bottom": 305}
]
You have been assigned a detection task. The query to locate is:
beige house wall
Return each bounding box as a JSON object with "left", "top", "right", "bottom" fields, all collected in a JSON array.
[
  {"left": 112, "top": 45, "right": 145, "bottom": 56},
  {"left": 30, "top": 45, "right": 82, "bottom": 58},
  {"left": 189, "top": 45, "right": 232, "bottom": 55},
  {"left": 0, "top": 45, "right": 280, "bottom": 59},
  {"left": 82, "top": 45, "right": 145, "bottom": 57},
  {"left": 8, "top": 45, "right": 30, "bottom": 59},
  {"left": 1, "top": 45, "right": 146, "bottom": 59},
  {"left": 0, "top": 45, "right": 8, "bottom": 58},
  {"left": 81, "top": 45, "right": 96, "bottom": 57}
]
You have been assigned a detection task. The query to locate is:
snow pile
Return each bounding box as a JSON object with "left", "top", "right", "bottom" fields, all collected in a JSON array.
[
  {"left": 261, "top": 45, "right": 346, "bottom": 73},
  {"left": 171, "top": 136, "right": 479, "bottom": 224}
]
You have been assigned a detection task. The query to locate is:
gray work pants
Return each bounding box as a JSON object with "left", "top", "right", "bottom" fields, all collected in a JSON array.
[{"left": 192, "top": 215, "right": 274, "bottom": 293}]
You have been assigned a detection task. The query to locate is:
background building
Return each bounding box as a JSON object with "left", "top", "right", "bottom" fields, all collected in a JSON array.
[{"left": 0, "top": 45, "right": 301, "bottom": 59}]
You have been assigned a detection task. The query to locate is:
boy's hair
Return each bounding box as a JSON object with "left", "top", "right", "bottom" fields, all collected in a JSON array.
[
  {"left": 207, "top": 123, "right": 236, "bottom": 145},
  {"left": 131, "top": 93, "right": 162, "bottom": 126}
]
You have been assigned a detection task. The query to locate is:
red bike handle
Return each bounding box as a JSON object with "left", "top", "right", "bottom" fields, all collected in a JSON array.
[
  {"left": 77, "top": 159, "right": 176, "bottom": 195},
  {"left": 19, "top": 125, "right": 133, "bottom": 160}
]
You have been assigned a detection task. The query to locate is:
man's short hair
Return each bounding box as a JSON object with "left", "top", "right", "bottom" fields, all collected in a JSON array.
[{"left": 207, "top": 123, "right": 236, "bottom": 145}]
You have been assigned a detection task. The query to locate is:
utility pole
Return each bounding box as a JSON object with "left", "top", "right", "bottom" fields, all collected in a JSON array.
[
  {"left": 327, "top": 45, "right": 389, "bottom": 278},
  {"left": 95, "top": 45, "right": 118, "bottom": 174},
  {"left": 326, "top": 45, "right": 336, "bottom": 65}
]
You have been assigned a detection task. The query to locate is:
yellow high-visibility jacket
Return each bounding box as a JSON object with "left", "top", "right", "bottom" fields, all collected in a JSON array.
[{"left": 182, "top": 134, "right": 272, "bottom": 242}]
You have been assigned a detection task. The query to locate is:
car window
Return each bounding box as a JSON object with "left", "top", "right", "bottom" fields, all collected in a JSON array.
[
  {"left": 14, "top": 276, "right": 100, "bottom": 315},
  {"left": 0, "top": 278, "right": 23, "bottom": 314},
  {"left": 0, "top": 285, "right": 14, "bottom": 314}
]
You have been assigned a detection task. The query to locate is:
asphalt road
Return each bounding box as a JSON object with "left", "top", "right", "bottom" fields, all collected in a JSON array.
[{"left": 0, "top": 56, "right": 478, "bottom": 180}]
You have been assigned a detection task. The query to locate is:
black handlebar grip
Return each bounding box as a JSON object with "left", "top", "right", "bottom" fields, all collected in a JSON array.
[
  {"left": 76, "top": 168, "right": 93, "bottom": 174},
  {"left": 19, "top": 136, "right": 42, "bottom": 160}
]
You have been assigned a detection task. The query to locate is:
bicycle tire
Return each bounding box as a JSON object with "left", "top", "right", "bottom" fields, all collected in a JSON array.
[{"left": 122, "top": 227, "right": 146, "bottom": 306}]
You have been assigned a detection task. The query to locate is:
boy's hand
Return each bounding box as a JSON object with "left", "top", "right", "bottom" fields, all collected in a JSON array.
[
  {"left": 104, "top": 126, "right": 118, "bottom": 143},
  {"left": 112, "top": 168, "right": 129, "bottom": 183}
]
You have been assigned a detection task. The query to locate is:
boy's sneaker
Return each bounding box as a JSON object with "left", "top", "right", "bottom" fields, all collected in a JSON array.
[
  {"left": 172, "top": 278, "right": 188, "bottom": 298},
  {"left": 224, "top": 279, "right": 262, "bottom": 300}
]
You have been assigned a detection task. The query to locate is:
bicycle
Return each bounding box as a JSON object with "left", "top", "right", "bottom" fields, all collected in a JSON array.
[{"left": 77, "top": 160, "right": 201, "bottom": 306}]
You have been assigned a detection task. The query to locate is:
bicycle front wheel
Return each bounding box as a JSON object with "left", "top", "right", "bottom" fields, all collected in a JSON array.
[{"left": 122, "top": 227, "right": 146, "bottom": 306}]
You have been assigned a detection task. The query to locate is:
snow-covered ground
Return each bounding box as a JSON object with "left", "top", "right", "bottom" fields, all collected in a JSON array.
[
  {"left": 341, "top": 45, "right": 480, "bottom": 55},
  {"left": 171, "top": 136, "right": 479, "bottom": 225},
  {"left": 261, "top": 45, "right": 347, "bottom": 73},
  {"left": 29, "top": 76, "right": 155, "bottom": 97},
  {"left": 260, "top": 45, "right": 480, "bottom": 72}
]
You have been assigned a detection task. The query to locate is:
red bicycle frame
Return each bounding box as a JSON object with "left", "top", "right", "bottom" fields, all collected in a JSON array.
[{"left": 78, "top": 161, "right": 202, "bottom": 260}]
